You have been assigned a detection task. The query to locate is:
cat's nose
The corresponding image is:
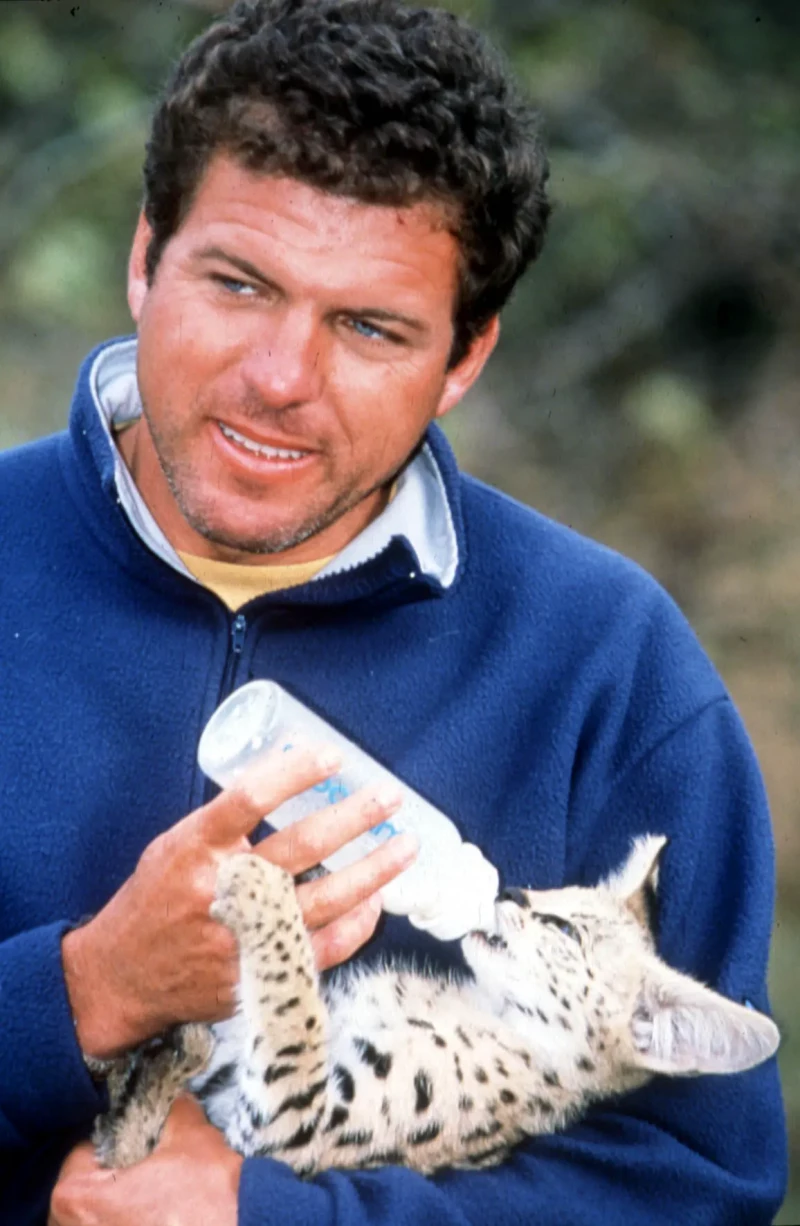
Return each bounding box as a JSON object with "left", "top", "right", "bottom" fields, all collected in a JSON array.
[{"left": 497, "top": 887, "right": 529, "bottom": 908}]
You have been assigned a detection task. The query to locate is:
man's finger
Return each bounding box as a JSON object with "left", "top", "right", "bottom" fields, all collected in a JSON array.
[
  {"left": 297, "top": 831, "right": 417, "bottom": 930},
  {"left": 310, "top": 893, "right": 383, "bottom": 972},
  {"left": 255, "top": 782, "right": 403, "bottom": 875},
  {"left": 49, "top": 1142, "right": 114, "bottom": 1226},
  {"left": 192, "top": 743, "right": 343, "bottom": 846},
  {"left": 55, "top": 1141, "right": 100, "bottom": 1182}
]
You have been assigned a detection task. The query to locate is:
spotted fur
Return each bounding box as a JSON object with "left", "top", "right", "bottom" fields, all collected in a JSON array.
[{"left": 93, "top": 836, "right": 779, "bottom": 1174}]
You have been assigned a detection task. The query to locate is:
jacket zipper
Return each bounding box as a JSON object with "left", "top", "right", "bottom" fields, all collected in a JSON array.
[
  {"left": 231, "top": 612, "right": 247, "bottom": 656},
  {"left": 218, "top": 612, "right": 248, "bottom": 706},
  {"left": 198, "top": 612, "right": 249, "bottom": 809}
]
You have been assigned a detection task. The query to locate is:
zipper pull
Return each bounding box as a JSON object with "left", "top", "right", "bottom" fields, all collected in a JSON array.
[{"left": 231, "top": 613, "right": 247, "bottom": 654}]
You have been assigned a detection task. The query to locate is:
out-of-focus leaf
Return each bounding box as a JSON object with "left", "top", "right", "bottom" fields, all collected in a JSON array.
[
  {"left": 0, "top": 14, "right": 65, "bottom": 103},
  {"left": 623, "top": 373, "right": 713, "bottom": 449},
  {"left": 74, "top": 76, "right": 146, "bottom": 128},
  {"left": 9, "top": 219, "right": 116, "bottom": 327}
]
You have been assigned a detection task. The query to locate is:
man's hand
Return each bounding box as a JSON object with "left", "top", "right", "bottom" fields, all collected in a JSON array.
[
  {"left": 49, "top": 1095, "right": 241, "bottom": 1226},
  {"left": 63, "top": 744, "right": 416, "bottom": 1057}
]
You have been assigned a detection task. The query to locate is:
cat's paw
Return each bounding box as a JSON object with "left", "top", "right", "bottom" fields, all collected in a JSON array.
[
  {"left": 211, "top": 853, "right": 294, "bottom": 941},
  {"left": 170, "top": 1022, "right": 215, "bottom": 1077}
]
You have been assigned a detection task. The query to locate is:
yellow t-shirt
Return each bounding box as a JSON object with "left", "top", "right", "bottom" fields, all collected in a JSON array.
[
  {"left": 177, "top": 551, "right": 336, "bottom": 611},
  {"left": 175, "top": 485, "right": 398, "bottom": 610}
]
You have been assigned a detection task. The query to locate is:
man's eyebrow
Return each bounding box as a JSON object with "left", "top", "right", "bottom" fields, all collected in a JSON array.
[
  {"left": 195, "top": 245, "right": 277, "bottom": 287},
  {"left": 195, "top": 244, "right": 429, "bottom": 334},
  {"left": 345, "top": 306, "right": 429, "bottom": 335}
]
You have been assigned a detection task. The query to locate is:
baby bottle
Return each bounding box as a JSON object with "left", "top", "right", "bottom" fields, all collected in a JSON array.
[{"left": 198, "top": 680, "right": 499, "bottom": 941}]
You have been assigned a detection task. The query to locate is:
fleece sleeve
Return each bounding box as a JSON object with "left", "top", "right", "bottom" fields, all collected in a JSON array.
[
  {"left": 0, "top": 921, "right": 106, "bottom": 1150},
  {"left": 235, "top": 698, "right": 787, "bottom": 1226}
]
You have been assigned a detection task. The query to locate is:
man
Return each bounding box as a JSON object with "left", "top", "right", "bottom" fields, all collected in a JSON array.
[{"left": 0, "top": 0, "right": 785, "bottom": 1223}]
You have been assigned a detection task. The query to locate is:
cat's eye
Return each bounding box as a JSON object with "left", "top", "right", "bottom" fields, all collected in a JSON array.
[{"left": 535, "top": 912, "right": 581, "bottom": 945}]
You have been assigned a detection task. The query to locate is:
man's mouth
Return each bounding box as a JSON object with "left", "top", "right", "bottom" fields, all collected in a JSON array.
[{"left": 217, "top": 421, "right": 310, "bottom": 461}]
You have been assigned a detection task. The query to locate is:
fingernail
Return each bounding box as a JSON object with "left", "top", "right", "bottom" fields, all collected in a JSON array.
[
  {"left": 367, "top": 891, "right": 383, "bottom": 916},
  {"left": 373, "top": 783, "right": 404, "bottom": 812},
  {"left": 393, "top": 832, "right": 419, "bottom": 861},
  {"left": 317, "top": 749, "right": 342, "bottom": 773}
]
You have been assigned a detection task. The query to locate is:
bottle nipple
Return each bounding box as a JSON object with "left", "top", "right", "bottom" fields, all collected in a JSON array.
[{"left": 403, "top": 843, "right": 499, "bottom": 942}]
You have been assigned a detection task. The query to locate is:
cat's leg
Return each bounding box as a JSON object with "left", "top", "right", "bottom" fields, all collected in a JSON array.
[
  {"left": 208, "top": 853, "right": 330, "bottom": 1173},
  {"left": 93, "top": 1023, "right": 213, "bottom": 1168}
]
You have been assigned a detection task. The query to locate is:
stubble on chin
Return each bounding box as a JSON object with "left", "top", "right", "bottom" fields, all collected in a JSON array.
[{"left": 177, "top": 485, "right": 357, "bottom": 557}]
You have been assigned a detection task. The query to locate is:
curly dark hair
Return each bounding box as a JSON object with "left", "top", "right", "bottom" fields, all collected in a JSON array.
[{"left": 143, "top": 0, "right": 550, "bottom": 366}]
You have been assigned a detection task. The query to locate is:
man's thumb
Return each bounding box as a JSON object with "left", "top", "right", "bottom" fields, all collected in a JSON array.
[{"left": 159, "top": 1093, "right": 208, "bottom": 1145}]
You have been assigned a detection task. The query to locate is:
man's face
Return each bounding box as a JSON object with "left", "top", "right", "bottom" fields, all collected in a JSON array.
[{"left": 126, "top": 155, "right": 497, "bottom": 563}]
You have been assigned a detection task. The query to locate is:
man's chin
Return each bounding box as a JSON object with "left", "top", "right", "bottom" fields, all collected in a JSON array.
[
  {"left": 187, "top": 524, "right": 323, "bottom": 562},
  {"left": 177, "top": 502, "right": 341, "bottom": 562}
]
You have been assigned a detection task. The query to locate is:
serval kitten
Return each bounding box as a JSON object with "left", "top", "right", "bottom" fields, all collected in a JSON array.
[{"left": 93, "top": 836, "right": 779, "bottom": 1174}]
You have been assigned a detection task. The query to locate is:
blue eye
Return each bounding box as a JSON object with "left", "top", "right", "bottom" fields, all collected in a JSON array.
[
  {"left": 535, "top": 913, "right": 581, "bottom": 944},
  {"left": 214, "top": 276, "right": 255, "bottom": 296},
  {"left": 350, "top": 318, "right": 386, "bottom": 341}
]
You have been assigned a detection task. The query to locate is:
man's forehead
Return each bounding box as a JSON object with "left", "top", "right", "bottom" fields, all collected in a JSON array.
[{"left": 183, "top": 155, "right": 456, "bottom": 251}]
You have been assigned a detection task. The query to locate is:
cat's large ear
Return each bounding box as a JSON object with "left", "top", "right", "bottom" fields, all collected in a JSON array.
[
  {"left": 631, "top": 960, "right": 780, "bottom": 1076},
  {"left": 605, "top": 835, "right": 667, "bottom": 928}
]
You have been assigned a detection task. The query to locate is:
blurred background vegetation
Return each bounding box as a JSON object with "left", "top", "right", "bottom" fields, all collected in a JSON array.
[{"left": 0, "top": 0, "right": 797, "bottom": 1215}]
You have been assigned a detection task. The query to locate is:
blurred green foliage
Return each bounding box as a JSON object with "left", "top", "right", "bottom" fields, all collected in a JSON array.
[{"left": 0, "top": 0, "right": 797, "bottom": 1216}]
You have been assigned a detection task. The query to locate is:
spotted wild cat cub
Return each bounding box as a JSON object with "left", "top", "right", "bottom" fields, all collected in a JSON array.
[{"left": 93, "top": 836, "right": 779, "bottom": 1174}]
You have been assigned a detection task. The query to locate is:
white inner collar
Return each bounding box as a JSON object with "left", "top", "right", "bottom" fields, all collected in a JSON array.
[{"left": 90, "top": 337, "right": 458, "bottom": 591}]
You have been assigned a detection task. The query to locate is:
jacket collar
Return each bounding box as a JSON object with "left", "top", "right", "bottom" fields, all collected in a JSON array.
[{"left": 68, "top": 336, "right": 465, "bottom": 607}]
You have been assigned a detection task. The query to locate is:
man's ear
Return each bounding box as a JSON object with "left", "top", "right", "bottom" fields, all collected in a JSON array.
[
  {"left": 434, "top": 316, "right": 501, "bottom": 420},
  {"left": 631, "top": 959, "right": 780, "bottom": 1077},
  {"left": 127, "top": 212, "right": 154, "bottom": 323}
]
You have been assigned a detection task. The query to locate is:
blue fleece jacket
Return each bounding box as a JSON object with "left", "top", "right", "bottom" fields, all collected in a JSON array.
[{"left": 0, "top": 344, "right": 787, "bottom": 1225}]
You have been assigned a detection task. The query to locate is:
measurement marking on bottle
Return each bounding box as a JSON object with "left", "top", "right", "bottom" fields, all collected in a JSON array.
[
  {"left": 369, "top": 820, "right": 399, "bottom": 841},
  {"left": 312, "top": 776, "right": 350, "bottom": 804}
]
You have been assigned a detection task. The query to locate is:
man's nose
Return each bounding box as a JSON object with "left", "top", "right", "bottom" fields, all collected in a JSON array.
[{"left": 240, "top": 310, "right": 325, "bottom": 410}]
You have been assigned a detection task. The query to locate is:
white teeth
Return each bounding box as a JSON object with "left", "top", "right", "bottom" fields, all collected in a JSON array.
[{"left": 219, "top": 422, "right": 307, "bottom": 460}]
